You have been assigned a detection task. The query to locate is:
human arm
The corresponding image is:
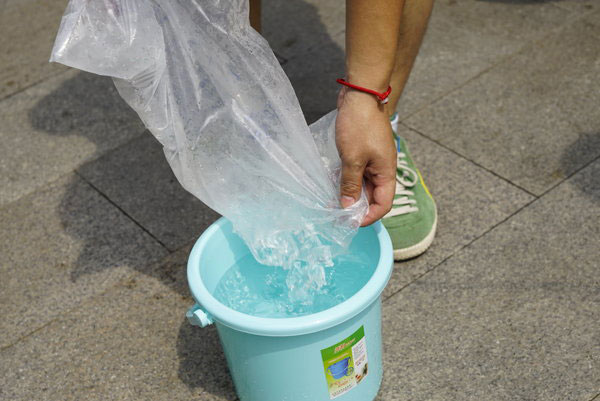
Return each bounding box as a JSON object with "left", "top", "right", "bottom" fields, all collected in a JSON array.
[{"left": 337, "top": 0, "right": 405, "bottom": 226}]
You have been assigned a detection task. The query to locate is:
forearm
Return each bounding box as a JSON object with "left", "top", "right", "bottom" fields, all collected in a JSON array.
[{"left": 345, "top": 0, "right": 405, "bottom": 93}]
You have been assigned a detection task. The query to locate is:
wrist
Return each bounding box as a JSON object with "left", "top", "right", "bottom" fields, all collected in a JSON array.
[
  {"left": 344, "top": 88, "right": 384, "bottom": 106},
  {"left": 340, "top": 88, "right": 390, "bottom": 116},
  {"left": 338, "top": 75, "right": 392, "bottom": 110},
  {"left": 345, "top": 73, "right": 390, "bottom": 94},
  {"left": 346, "top": 60, "right": 393, "bottom": 93}
]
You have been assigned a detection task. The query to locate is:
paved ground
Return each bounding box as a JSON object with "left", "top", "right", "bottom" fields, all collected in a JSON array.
[{"left": 1, "top": 0, "right": 599, "bottom": 400}]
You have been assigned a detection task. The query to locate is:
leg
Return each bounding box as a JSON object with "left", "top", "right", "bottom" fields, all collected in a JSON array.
[
  {"left": 388, "top": 0, "right": 434, "bottom": 112},
  {"left": 249, "top": 0, "right": 261, "bottom": 33},
  {"left": 382, "top": 0, "right": 437, "bottom": 261}
]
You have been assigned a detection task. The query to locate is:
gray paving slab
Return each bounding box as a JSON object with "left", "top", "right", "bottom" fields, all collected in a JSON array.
[
  {"left": 377, "top": 158, "right": 600, "bottom": 401},
  {"left": 0, "top": 70, "right": 146, "bottom": 206},
  {"left": 405, "top": 10, "right": 600, "bottom": 196},
  {"left": 383, "top": 124, "right": 534, "bottom": 299},
  {"left": 395, "top": 0, "right": 576, "bottom": 119},
  {"left": 0, "top": 249, "right": 236, "bottom": 401},
  {"left": 0, "top": 0, "right": 69, "bottom": 99},
  {"left": 0, "top": 174, "right": 168, "bottom": 349},
  {"left": 78, "top": 134, "right": 220, "bottom": 251}
]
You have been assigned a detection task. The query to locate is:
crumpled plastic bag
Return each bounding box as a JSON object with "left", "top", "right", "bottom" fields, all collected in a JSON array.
[{"left": 50, "top": 0, "right": 368, "bottom": 300}]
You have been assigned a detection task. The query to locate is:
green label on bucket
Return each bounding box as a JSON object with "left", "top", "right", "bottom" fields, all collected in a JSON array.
[{"left": 320, "top": 326, "right": 368, "bottom": 399}]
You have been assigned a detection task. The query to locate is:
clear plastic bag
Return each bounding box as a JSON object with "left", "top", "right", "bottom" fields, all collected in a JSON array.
[{"left": 51, "top": 0, "right": 368, "bottom": 300}]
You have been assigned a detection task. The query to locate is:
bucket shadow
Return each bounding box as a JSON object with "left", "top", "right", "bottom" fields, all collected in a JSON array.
[{"left": 176, "top": 320, "right": 238, "bottom": 400}]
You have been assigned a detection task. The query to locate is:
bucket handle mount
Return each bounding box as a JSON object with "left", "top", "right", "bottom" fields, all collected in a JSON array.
[{"left": 186, "top": 304, "right": 214, "bottom": 327}]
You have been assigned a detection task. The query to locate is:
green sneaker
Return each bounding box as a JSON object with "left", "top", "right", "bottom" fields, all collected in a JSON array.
[{"left": 383, "top": 113, "right": 437, "bottom": 261}]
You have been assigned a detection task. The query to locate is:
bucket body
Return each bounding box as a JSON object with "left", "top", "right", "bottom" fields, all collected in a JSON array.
[
  {"left": 217, "top": 297, "right": 383, "bottom": 400},
  {"left": 187, "top": 218, "right": 393, "bottom": 401}
]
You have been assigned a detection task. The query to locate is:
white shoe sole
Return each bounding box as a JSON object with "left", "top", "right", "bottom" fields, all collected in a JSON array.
[{"left": 392, "top": 209, "right": 438, "bottom": 261}]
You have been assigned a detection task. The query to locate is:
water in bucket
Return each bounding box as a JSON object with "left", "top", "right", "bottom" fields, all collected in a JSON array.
[{"left": 213, "top": 239, "right": 377, "bottom": 318}]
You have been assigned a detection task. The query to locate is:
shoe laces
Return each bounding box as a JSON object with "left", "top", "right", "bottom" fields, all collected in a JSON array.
[{"left": 387, "top": 148, "right": 419, "bottom": 218}]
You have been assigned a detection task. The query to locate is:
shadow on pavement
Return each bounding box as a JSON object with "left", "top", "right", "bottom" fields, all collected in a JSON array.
[
  {"left": 176, "top": 321, "right": 238, "bottom": 400},
  {"left": 27, "top": 0, "right": 345, "bottom": 398},
  {"left": 264, "top": 1, "right": 346, "bottom": 123},
  {"left": 28, "top": 72, "right": 170, "bottom": 282},
  {"left": 28, "top": 72, "right": 135, "bottom": 138},
  {"left": 28, "top": 71, "right": 219, "bottom": 281},
  {"left": 561, "top": 132, "right": 600, "bottom": 203}
]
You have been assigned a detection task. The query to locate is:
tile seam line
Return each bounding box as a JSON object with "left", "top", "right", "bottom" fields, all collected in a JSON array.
[
  {"left": 547, "top": 2, "right": 570, "bottom": 12},
  {"left": 552, "top": 2, "right": 596, "bottom": 14},
  {"left": 383, "top": 151, "right": 600, "bottom": 302},
  {"left": 0, "top": 268, "right": 147, "bottom": 353},
  {"left": 0, "top": 68, "right": 73, "bottom": 105},
  {"left": 551, "top": 3, "right": 575, "bottom": 12},
  {"left": 74, "top": 170, "right": 171, "bottom": 252},
  {"left": 529, "top": 153, "right": 600, "bottom": 199},
  {"left": 589, "top": 391, "right": 600, "bottom": 401},
  {"left": 401, "top": 122, "right": 538, "bottom": 198},
  {"left": 398, "top": 52, "right": 517, "bottom": 123},
  {"left": 0, "top": 130, "right": 147, "bottom": 212},
  {"left": 383, "top": 194, "right": 539, "bottom": 303},
  {"left": 0, "top": 318, "right": 56, "bottom": 353},
  {"left": 397, "top": 7, "right": 592, "bottom": 124},
  {"left": 0, "top": 218, "right": 180, "bottom": 352}
]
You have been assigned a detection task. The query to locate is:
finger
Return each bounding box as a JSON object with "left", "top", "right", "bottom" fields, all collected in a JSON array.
[
  {"left": 360, "top": 176, "right": 395, "bottom": 226},
  {"left": 340, "top": 158, "right": 366, "bottom": 208}
]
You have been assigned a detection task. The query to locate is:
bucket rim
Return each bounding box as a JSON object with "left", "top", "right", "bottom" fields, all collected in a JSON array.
[{"left": 187, "top": 217, "right": 393, "bottom": 337}]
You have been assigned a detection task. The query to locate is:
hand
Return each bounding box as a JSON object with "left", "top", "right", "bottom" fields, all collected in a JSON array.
[{"left": 335, "top": 87, "right": 397, "bottom": 226}]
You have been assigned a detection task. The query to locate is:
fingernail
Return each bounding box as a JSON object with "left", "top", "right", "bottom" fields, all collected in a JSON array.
[{"left": 341, "top": 196, "right": 355, "bottom": 209}]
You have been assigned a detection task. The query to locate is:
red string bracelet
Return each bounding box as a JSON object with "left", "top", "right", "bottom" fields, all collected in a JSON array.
[{"left": 336, "top": 78, "right": 392, "bottom": 104}]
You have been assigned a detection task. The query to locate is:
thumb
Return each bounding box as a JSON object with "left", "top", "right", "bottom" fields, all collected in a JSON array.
[{"left": 340, "top": 159, "right": 365, "bottom": 208}]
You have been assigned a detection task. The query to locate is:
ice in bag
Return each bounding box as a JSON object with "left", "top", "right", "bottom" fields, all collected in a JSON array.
[{"left": 50, "top": 0, "right": 368, "bottom": 302}]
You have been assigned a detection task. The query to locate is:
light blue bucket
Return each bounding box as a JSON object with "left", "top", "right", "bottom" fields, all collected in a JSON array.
[{"left": 187, "top": 217, "right": 393, "bottom": 401}]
